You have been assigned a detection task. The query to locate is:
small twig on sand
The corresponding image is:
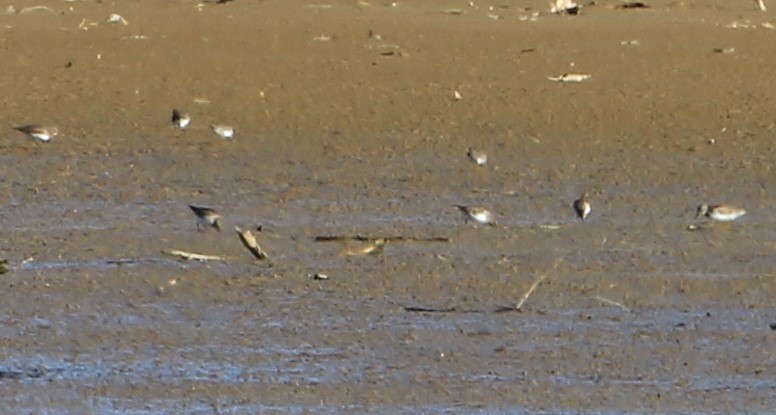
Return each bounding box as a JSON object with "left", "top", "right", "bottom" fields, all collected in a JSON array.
[
  {"left": 515, "top": 258, "right": 564, "bottom": 311},
  {"left": 516, "top": 274, "right": 548, "bottom": 311},
  {"left": 164, "top": 249, "right": 225, "bottom": 262},
  {"left": 404, "top": 305, "right": 458, "bottom": 313},
  {"left": 593, "top": 295, "right": 630, "bottom": 311},
  {"left": 315, "top": 234, "right": 450, "bottom": 243}
]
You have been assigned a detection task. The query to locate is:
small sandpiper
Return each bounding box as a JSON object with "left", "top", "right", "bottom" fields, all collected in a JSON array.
[
  {"left": 466, "top": 148, "right": 487, "bottom": 166},
  {"left": 14, "top": 125, "right": 58, "bottom": 142},
  {"left": 696, "top": 204, "right": 746, "bottom": 222},
  {"left": 189, "top": 205, "right": 222, "bottom": 231},
  {"left": 454, "top": 204, "right": 498, "bottom": 226},
  {"left": 573, "top": 192, "right": 591, "bottom": 221},
  {"left": 171, "top": 109, "right": 191, "bottom": 129},
  {"left": 211, "top": 124, "right": 234, "bottom": 139}
]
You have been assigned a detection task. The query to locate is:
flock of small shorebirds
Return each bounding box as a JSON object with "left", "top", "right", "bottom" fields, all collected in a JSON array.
[
  {"left": 13, "top": 108, "right": 234, "bottom": 143},
  {"left": 13, "top": 111, "right": 747, "bottom": 263},
  {"left": 460, "top": 148, "right": 746, "bottom": 227},
  {"left": 187, "top": 144, "right": 746, "bottom": 262},
  {"left": 13, "top": 111, "right": 249, "bottom": 260}
]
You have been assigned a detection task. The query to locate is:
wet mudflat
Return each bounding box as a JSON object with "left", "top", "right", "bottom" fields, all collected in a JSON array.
[{"left": 1, "top": 0, "right": 776, "bottom": 413}]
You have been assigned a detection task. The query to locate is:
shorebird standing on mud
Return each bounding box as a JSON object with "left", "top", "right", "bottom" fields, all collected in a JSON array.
[
  {"left": 189, "top": 205, "right": 222, "bottom": 231},
  {"left": 454, "top": 205, "right": 498, "bottom": 226},
  {"left": 171, "top": 109, "right": 191, "bottom": 129},
  {"left": 211, "top": 124, "right": 234, "bottom": 140},
  {"left": 466, "top": 148, "right": 488, "bottom": 166},
  {"left": 573, "top": 192, "right": 591, "bottom": 221},
  {"left": 14, "top": 125, "right": 58, "bottom": 142},
  {"left": 696, "top": 204, "right": 746, "bottom": 222}
]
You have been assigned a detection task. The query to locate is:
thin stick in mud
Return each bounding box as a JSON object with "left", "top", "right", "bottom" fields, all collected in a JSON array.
[{"left": 515, "top": 258, "right": 564, "bottom": 311}]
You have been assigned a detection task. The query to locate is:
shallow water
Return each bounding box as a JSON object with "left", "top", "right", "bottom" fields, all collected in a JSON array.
[{"left": 2, "top": 143, "right": 776, "bottom": 413}]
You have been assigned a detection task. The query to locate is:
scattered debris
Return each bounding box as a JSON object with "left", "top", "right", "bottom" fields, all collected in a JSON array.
[
  {"left": 404, "top": 305, "right": 457, "bottom": 313},
  {"left": 516, "top": 274, "right": 548, "bottom": 311},
  {"left": 443, "top": 8, "right": 464, "bottom": 15},
  {"left": 380, "top": 50, "right": 408, "bottom": 57},
  {"left": 343, "top": 238, "right": 386, "bottom": 256},
  {"left": 164, "top": 249, "right": 225, "bottom": 262},
  {"left": 550, "top": 0, "right": 579, "bottom": 15},
  {"left": 18, "top": 6, "right": 53, "bottom": 14},
  {"left": 235, "top": 227, "right": 269, "bottom": 260},
  {"left": 547, "top": 73, "right": 591, "bottom": 82},
  {"left": 619, "top": 2, "right": 649, "bottom": 9},
  {"left": 620, "top": 39, "right": 640, "bottom": 46},
  {"left": 518, "top": 12, "right": 540, "bottom": 22},
  {"left": 515, "top": 258, "right": 564, "bottom": 311},
  {"left": 313, "top": 34, "right": 334, "bottom": 41},
  {"left": 315, "top": 235, "right": 449, "bottom": 243},
  {"left": 538, "top": 224, "right": 562, "bottom": 230},
  {"left": 713, "top": 47, "right": 735, "bottom": 54},
  {"left": 724, "top": 20, "right": 774, "bottom": 29},
  {"left": 309, "top": 273, "right": 329, "bottom": 280},
  {"left": 106, "top": 13, "right": 128, "bottom": 25},
  {"left": 120, "top": 35, "right": 148, "bottom": 40},
  {"left": 593, "top": 295, "right": 630, "bottom": 311}
]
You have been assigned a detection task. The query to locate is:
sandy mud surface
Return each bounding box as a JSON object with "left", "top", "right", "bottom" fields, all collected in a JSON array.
[{"left": 1, "top": 0, "right": 776, "bottom": 413}]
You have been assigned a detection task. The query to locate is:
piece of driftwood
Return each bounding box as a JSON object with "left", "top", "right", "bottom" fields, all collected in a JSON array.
[
  {"left": 593, "top": 295, "right": 630, "bottom": 311},
  {"left": 315, "top": 235, "right": 450, "bottom": 243},
  {"left": 404, "top": 305, "right": 484, "bottom": 313},
  {"left": 404, "top": 305, "right": 458, "bottom": 313},
  {"left": 343, "top": 238, "right": 387, "bottom": 256},
  {"left": 164, "top": 249, "right": 225, "bottom": 262},
  {"left": 235, "top": 227, "right": 269, "bottom": 260}
]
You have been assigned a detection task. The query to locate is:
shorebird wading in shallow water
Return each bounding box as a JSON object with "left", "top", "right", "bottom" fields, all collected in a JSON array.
[
  {"left": 171, "top": 109, "right": 191, "bottom": 129},
  {"left": 14, "top": 125, "right": 58, "bottom": 142},
  {"left": 696, "top": 204, "right": 746, "bottom": 222},
  {"left": 454, "top": 205, "right": 498, "bottom": 226},
  {"left": 466, "top": 148, "right": 487, "bottom": 166},
  {"left": 573, "top": 192, "right": 591, "bottom": 221},
  {"left": 189, "top": 205, "right": 222, "bottom": 231}
]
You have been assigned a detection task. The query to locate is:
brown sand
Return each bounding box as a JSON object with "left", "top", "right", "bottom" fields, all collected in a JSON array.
[{"left": 1, "top": 0, "right": 775, "bottom": 413}]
